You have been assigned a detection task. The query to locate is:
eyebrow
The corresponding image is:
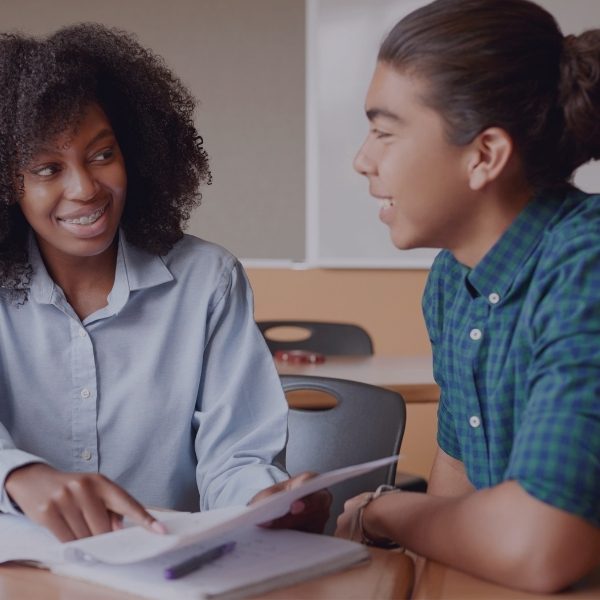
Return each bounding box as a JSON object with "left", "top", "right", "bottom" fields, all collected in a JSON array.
[
  {"left": 34, "top": 128, "right": 115, "bottom": 155},
  {"left": 84, "top": 128, "right": 115, "bottom": 150},
  {"left": 366, "top": 108, "right": 404, "bottom": 123}
]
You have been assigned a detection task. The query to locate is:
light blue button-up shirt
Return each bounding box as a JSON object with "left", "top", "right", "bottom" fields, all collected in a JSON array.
[{"left": 0, "top": 232, "right": 288, "bottom": 514}]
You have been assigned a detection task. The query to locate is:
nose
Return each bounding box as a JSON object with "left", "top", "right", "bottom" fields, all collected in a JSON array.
[
  {"left": 353, "top": 138, "right": 376, "bottom": 177},
  {"left": 64, "top": 165, "right": 99, "bottom": 202}
]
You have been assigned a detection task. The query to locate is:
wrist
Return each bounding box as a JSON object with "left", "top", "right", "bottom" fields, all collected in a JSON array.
[
  {"left": 5, "top": 462, "right": 50, "bottom": 495},
  {"left": 361, "top": 498, "right": 388, "bottom": 542},
  {"left": 358, "top": 484, "right": 402, "bottom": 548}
]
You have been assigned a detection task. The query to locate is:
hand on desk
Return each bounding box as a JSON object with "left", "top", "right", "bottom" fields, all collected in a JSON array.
[
  {"left": 250, "top": 472, "right": 332, "bottom": 534},
  {"left": 5, "top": 463, "right": 166, "bottom": 542}
]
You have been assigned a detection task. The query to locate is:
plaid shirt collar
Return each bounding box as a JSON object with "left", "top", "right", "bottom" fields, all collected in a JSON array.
[{"left": 466, "top": 189, "right": 566, "bottom": 300}]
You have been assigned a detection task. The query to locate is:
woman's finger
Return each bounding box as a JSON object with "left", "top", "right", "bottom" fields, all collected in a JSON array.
[{"left": 99, "top": 478, "right": 167, "bottom": 534}]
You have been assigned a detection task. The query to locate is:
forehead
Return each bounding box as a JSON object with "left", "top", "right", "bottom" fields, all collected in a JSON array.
[
  {"left": 33, "top": 103, "right": 113, "bottom": 153},
  {"left": 365, "top": 62, "right": 428, "bottom": 118}
]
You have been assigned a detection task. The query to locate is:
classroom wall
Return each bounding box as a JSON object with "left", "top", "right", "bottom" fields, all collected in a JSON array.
[
  {"left": 0, "top": 0, "right": 306, "bottom": 261},
  {"left": 247, "top": 266, "right": 438, "bottom": 479},
  {"left": 246, "top": 268, "right": 431, "bottom": 356}
]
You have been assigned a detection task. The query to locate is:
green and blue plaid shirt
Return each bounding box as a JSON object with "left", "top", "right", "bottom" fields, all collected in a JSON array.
[{"left": 423, "top": 186, "right": 600, "bottom": 527}]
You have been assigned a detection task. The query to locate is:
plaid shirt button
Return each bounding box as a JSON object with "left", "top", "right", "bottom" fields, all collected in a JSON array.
[
  {"left": 469, "top": 328, "right": 482, "bottom": 341},
  {"left": 469, "top": 415, "right": 481, "bottom": 428}
]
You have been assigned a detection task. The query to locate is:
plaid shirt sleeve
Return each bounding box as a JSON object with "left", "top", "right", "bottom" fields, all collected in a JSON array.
[
  {"left": 423, "top": 252, "right": 462, "bottom": 461},
  {"left": 505, "top": 229, "right": 600, "bottom": 526}
]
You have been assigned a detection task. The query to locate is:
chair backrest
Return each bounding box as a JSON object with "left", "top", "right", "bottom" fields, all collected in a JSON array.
[
  {"left": 280, "top": 374, "right": 405, "bottom": 535},
  {"left": 258, "top": 320, "right": 374, "bottom": 356}
]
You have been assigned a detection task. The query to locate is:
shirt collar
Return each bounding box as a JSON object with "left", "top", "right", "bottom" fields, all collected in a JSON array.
[
  {"left": 28, "top": 229, "right": 174, "bottom": 308},
  {"left": 465, "top": 189, "right": 565, "bottom": 300},
  {"left": 117, "top": 230, "right": 174, "bottom": 292}
]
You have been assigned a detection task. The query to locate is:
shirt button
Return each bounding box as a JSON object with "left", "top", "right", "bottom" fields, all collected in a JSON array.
[
  {"left": 80, "top": 388, "right": 91, "bottom": 399},
  {"left": 79, "top": 328, "right": 87, "bottom": 338},
  {"left": 488, "top": 292, "right": 500, "bottom": 305},
  {"left": 82, "top": 449, "right": 92, "bottom": 461},
  {"left": 469, "top": 328, "right": 482, "bottom": 341},
  {"left": 469, "top": 415, "right": 481, "bottom": 428}
]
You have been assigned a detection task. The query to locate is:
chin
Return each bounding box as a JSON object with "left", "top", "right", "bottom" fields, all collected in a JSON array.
[{"left": 389, "top": 231, "right": 419, "bottom": 251}]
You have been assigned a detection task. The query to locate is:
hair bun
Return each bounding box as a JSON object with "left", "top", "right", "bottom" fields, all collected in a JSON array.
[{"left": 559, "top": 30, "right": 600, "bottom": 166}]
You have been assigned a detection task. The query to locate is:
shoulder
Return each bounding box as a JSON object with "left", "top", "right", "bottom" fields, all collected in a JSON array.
[
  {"left": 162, "top": 234, "right": 238, "bottom": 281},
  {"left": 541, "top": 189, "right": 600, "bottom": 259},
  {"left": 529, "top": 189, "right": 600, "bottom": 330},
  {"left": 422, "top": 250, "right": 462, "bottom": 330},
  {"left": 159, "top": 234, "right": 247, "bottom": 307}
]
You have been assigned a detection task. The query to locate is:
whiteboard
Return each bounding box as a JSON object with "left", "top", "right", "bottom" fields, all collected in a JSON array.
[{"left": 306, "top": 0, "right": 600, "bottom": 269}]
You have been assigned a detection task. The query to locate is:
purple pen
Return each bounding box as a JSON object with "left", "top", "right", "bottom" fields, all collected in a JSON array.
[{"left": 164, "top": 541, "right": 236, "bottom": 580}]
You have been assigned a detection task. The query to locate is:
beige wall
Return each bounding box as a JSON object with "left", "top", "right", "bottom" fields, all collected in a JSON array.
[
  {"left": 0, "top": 0, "right": 306, "bottom": 261},
  {"left": 247, "top": 267, "right": 438, "bottom": 479},
  {"left": 247, "top": 268, "right": 431, "bottom": 356}
]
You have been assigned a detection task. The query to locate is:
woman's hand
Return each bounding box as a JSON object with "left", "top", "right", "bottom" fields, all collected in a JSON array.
[
  {"left": 5, "top": 463, "right": 166, "bottom": 542},
  {"left": 250, "top": 472, "right": 332, "bottom": 534}
]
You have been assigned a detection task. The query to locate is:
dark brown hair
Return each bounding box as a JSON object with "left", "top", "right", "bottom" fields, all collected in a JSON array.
[
  {"left": 0, "top": 23, "right": 211, "bottom": 297},
  {"left": 379, "top": 0, "right": 600, "bottom": 189}
]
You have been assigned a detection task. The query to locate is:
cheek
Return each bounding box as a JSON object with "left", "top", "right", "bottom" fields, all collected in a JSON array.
[
  {"left": 105, "top": 165, "right": 127, "bottom": 200},
  {"left": 18, "top": 188, "right": 53, "bottom": 220}
]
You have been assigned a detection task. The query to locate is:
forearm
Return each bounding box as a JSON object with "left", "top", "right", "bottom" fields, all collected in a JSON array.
[
  {"left": 364, "top": 481, "right": 600, "bottom": 593},
  {"left": 0, "top": 423, "right": 48, "bottom": 513}
]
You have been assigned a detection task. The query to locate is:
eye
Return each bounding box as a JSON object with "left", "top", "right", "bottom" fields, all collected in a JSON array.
[
  {"left": 370, "top": 127, "right": 392, "bottom": 140},
  {"left": 91, "top": 147, "right": 115, "bottom": 162},
  {"left": 30, "top": 164, "right": 60, "bottom": 177},
  {"left": 373, "top": 129, "right": 392, "bottom": 140}
]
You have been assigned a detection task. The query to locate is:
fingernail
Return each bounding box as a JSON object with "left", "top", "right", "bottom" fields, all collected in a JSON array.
[
  {"left": 151, "top": 520, "right": 168, "bottom": 534},
  {"left": 291, "top": 500, "right": 305, "bottom": 515}
]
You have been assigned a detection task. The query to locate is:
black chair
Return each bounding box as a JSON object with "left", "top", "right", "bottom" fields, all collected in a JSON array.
[
  {"left": 258, "top": 320, "right": 374, "bottom": 356},
  {"left": 262, "top": 320, "right": 428, "bottom": 494},
  {"left": 280, "top": 374, "right": 405, "bottom": 535}
]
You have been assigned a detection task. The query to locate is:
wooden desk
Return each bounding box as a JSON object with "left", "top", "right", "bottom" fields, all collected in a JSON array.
[
  {"left": 413, "top": 559, "right": 600, "bottom": 600},
  {"left": 276, "top": 355, "right": 439, "bottom": 404},
  {"left": 277, "top": 355, "right": 440, "bottom": 478},
  {"left": 0, "top": 548, "right": 414, "bottom": 600}
]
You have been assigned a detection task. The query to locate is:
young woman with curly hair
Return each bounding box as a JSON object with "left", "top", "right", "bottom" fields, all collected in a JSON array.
[
  {"left": 0, "top": 23, "right": 329, "bottom": 541},
  {"left": 335, "top": 0, "right": 600, "bottom": 592}
]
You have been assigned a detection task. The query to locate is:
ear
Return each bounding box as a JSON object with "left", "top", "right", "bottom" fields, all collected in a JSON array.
[{"left": 466, "top": 127, "right": 513, "bottom": 191}]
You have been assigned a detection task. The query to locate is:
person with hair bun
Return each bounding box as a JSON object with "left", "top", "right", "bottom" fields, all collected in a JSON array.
[
  {"left": 336, "top": 0, "right": 600, "bottom": 592},
  {"left": 0, "top": 23, "right": 329, "bottom": 542}
]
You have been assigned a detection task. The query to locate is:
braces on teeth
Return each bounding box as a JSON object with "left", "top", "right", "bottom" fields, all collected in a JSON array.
[
  {"left": 378, "top": 199, "right": 395, "bottom": 209},
  {"left": 62, "top": 206, "right": 106, "bottom": 225}
]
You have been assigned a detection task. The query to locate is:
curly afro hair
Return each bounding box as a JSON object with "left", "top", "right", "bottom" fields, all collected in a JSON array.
[{"left": 0, "top": 22, "right": 211, "bottom": 297}]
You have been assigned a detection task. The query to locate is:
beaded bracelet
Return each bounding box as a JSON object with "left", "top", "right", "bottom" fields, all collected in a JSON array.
[{"left": 350, "top": 484, "right": 403, "bottom": 548}]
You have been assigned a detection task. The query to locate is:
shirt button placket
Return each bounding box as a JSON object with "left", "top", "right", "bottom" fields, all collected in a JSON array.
[{"left": 71, "top": 321, "right": 98, "bottom": 471}]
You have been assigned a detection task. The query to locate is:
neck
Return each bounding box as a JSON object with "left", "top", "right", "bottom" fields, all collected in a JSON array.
[
  {"left": 37, "top": 237, "right": 119, "bottom": 320},
  {"left": 450, "top": 180, "right": 534, "bottom": 269}
]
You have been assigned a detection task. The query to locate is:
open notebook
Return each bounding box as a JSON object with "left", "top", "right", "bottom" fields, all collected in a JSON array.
[{"left": 0, "top": 455, "right": 398, "bottom": 599}]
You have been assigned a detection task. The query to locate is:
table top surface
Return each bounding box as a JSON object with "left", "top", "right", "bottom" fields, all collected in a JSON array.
[
  {"left": 276, "top": 355, "right": 439, "bottom": 403},
  {"left": 0, "top": 547, "right": 414, "bottom": 600},
  {"left": 413, "top": 558, "right": 600, "bottom": 600}
]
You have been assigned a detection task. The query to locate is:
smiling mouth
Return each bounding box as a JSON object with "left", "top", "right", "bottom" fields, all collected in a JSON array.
[
  {"left": 58, "top": 204, "right": 107, "bottom": 225},
  {"left": 378, "top": 199, "right": 395, "bottom": 209}
]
